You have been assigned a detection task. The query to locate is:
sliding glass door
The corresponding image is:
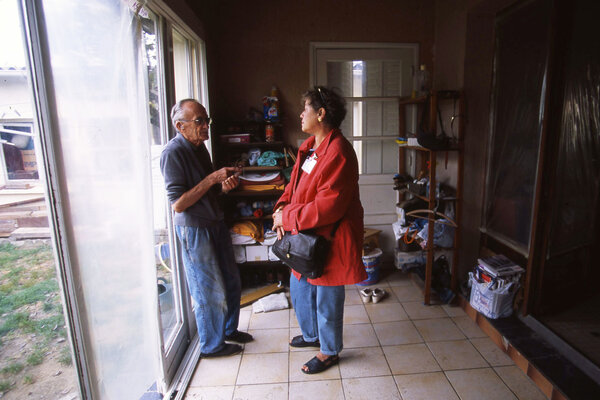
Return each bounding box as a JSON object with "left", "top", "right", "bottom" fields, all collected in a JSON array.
[{"left": 20, "top": 0, "right": 210, "bottom": 397}]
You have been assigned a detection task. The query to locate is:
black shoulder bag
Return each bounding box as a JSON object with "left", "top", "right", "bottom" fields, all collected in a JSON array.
[{"left": 272, "top": 222, "right": 341, "bottom": 279}]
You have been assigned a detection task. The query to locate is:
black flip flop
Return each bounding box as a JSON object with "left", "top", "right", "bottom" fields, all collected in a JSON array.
[
  {"left": 302, "top": 355, "right": 339, "bottom": 374},
  {"left": 289, "top": 335, "right": 320, "bottom": 348}
]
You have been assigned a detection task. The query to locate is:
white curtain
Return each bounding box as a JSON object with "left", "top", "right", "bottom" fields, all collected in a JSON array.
[{"left": 38, "top": 0, "right": 159, "bottom": 398}]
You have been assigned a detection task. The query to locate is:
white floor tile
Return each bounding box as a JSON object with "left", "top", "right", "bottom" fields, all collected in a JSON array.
[
  {"left": 394, "top": 372, "right": 460, "bottom": 400},
  {"left": 446, "top": 368, "right": 517, "bottom": 400},
  {"left": 343, "top": 376, "right": 402, "bottom": 400},
  {"left": 383, "top": 343, "right": 441, "bottom": 374},
  {"left": 338, "top": 347, "right": 391, "bottom": 379},
  {"left": 236, "top": 353, "right": 289, "bottom": 385},
  {"left": 373, "top": 321, "right": 423, "bottom": 346},
  {"left": 427, "top": 339, "right": 489, "bottom": 370},
  {"left": 289, "top": 380, "right": 344, "bottom": 400},
  {"left": 413, "top": 318, "right": 466, "bottom": 342},
  {"left": 232, "top": 383, "right": 288, "bottom": 400}
]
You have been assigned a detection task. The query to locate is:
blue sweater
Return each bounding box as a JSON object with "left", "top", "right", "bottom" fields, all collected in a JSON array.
[{"left": 160, "top": 133, "right": 223, "bottom": 227}]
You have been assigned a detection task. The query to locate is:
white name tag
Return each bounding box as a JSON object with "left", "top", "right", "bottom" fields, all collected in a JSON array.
[{"left": 301, "top": 154, "right": 317, "bottom": 174}]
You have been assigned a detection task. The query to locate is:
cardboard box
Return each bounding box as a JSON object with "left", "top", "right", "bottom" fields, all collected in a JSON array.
[
  {"left": 245, "top": 245, "right": 269, "bottom": 262},
  {"left": 220, "top": 133, "right": 251, "bottom": 143}
]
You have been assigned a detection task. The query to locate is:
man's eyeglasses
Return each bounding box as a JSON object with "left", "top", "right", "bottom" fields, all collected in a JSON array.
[{"left": 180, "top": 117, "right": 212, "bottom": 126}]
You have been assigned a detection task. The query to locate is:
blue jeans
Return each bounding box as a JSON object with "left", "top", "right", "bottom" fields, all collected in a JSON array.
[
  {"left": 175, "top": 222, "right": 241, "bottom": 354},
  {"left": 290, "top": 275, "right": 345, "bottom": 356}
]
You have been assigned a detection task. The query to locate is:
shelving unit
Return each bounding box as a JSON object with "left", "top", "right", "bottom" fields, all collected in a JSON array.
[
  {"left": 213, "top": 122, "right": 289, "bottom": 277},
  {"left": 397, "top": 90, "right": 465, "bottom": 305}
]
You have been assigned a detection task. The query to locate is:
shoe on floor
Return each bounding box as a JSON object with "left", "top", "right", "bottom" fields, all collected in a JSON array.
[
  {"left": 372, "top": 288, "right": 386, "bottom": 303},
  {"left": 290, "top": 335, "right": 320, "bottom": 348},
  {"left": 200, "top": 343, "right": 242, "bottom": 358},
  {"left": 302, "top": 354, "right": 340, "bottom": 374},
  {"left": 225, "top": 330, "right": 254, "bottom": 343},
  {"left": 359, "top": 288, "right": 373, "bottom": 303}
]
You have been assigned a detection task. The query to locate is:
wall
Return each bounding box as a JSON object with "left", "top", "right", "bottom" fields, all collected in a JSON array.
[
  {"left": 188, "top": 0, "right": 435, "bottom": 146},
  {"left": 182, "top": 0, "right": 527, "bottom": 283}
]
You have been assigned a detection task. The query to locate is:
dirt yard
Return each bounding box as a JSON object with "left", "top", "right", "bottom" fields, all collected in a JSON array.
[{"left": 0, "top": 241, "right": 79, "bottom": 400}]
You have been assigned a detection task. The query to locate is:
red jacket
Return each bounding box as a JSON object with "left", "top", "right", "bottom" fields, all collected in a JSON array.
[{"left": 275, "top": 129, "right": 366, "bottom": 286}]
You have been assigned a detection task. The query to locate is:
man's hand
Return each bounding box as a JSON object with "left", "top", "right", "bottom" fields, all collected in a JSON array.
[
  {"left": 211, "top": 166, "right": 240, "bottom": 185},
  {"left": 221, "top": 174, "right": 239, "bottom": 193}
]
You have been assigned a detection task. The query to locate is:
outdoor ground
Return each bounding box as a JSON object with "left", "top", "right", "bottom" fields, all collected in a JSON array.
[{"left": 0, "top": 241, "right": 79, "bottom": 400}]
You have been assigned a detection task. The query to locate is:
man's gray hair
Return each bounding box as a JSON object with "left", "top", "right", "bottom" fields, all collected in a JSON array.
[{"left": 170, "top": 98, "right": 201, "bottom": 131}]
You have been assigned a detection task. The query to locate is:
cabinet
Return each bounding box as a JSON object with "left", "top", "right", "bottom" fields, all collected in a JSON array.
[
  {"left": 212, "top": 122, "right": 291, "bottom": 285},
  {"left": 397, "top": 91, "right": 465, "bottom": 305}
]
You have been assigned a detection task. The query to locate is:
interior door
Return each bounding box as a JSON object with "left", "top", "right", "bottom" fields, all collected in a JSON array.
[{"left": 313, "top": 44, "right": 418, "bottom": 259}]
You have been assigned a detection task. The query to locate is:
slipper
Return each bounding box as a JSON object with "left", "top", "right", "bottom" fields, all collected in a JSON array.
[
  {"left": 290, "top": 335, "right": 320, "bottom": 348},
  {"left": 302, "top": 355, "right": 339, "bottom": 374},
  {"left": 372, "top": 288, "right": 387, "bottom": 303}
]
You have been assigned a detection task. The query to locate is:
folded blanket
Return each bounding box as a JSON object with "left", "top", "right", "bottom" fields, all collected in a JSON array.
[{"left": 252, "top": 292, "right": 289, "bottom": 313}]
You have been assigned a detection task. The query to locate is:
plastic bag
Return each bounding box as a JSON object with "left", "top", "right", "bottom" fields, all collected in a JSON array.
[{"left": 417, "top": 220, "right": 455, "bottom": 248}]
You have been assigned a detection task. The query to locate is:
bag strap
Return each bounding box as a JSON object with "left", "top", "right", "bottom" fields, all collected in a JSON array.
[{"left": 330, "top": 219, "right": 342, "bottom": 237}]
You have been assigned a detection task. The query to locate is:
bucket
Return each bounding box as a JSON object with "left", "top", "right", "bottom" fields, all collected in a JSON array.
[{"left": 357, "top": 248, "right": 383, "bottom": 286}]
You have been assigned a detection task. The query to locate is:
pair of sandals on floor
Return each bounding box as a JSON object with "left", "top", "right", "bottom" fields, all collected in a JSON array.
[
  {"left": 359, "top": 287, "right": 387, "bottom": 303},
  {"left": 289, "top": 335, "right": 339, "bottom": 374}
]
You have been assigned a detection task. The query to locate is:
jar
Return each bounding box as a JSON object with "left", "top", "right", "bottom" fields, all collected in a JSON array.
[{"left": 265, "top": 124, "right": 275, "bottom": 142}]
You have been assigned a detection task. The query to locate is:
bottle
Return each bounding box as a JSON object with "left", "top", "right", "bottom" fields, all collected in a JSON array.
[
  {"left": 265, "top": 123, "right": 275, "bottom": 142},
  {"left": 414, "top": 64, "right": 430, "bottom": 97},
  {"left": 266, "top": 86, "right": 279, "bottom": 122}
]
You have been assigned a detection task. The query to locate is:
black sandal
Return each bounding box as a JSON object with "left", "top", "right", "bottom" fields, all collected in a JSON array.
[
  {"left": 290, "top": 335, "right": 320, "bottom": 348},
  {"left": 302, "top": 355, "right": 339, "bottom": 374}
]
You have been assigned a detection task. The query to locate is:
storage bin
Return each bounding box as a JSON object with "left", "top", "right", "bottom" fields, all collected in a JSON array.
[
  {"left": 469, "top": 275, "right": 518, "bottom": 319},
  {"left": 394, "top": 249, "right": 425, "bottom": 270},
  {"left": 357, "top": 248, "right": 382, "bottom": 286}
]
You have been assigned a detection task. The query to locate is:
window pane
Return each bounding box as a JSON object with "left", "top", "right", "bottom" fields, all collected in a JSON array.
[
  {"left": 382, "top": 139, "right": 398, "bottom": 174},
  {"left": 0, "top": 3, "right": 80, "bottom": 398},
  {"left": 172, "top": 29, "right": 190, "bottom": 100},
  {"left": 39, "top": 0, "right": 159, "bottom": 397},
  {"left": 142, "top": 12, "right": 180, "bottom": 346},
  {"left": 484, "top": 0, "right": 551, "bottom": 249},
  {"left": 364, "top": 140, "right": 382, "bottom": 174},
  {"left": 326, "top": 61, "right": 352, "bottom": 96}
]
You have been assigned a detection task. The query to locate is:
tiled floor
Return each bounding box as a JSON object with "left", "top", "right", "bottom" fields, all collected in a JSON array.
[{"left": 184, "top": 270, "right": 548, "bottom": 399}]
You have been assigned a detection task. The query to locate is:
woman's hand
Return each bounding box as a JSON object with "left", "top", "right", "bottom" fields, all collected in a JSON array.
[{"left": 272, "top": 208, "right": 285, "bottom": 240}]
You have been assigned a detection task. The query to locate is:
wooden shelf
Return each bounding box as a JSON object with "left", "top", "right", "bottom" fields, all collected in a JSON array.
[
  {"left": 398, "top": 95, "right": 428, "bottom": 105},
  {"left": 223, "top": 141, "right": 284, "bottom": 148},
  {"left": 397, "top": 91, "right": 465, "bottom": 305},
  {"left": 228, "top": 189, "right": 284, "bottom": 197},
  {"left": 231, "top": 215, "right": 274, "bottom": 221},
  {"left": 242, "top": 166, "right": 283, "bottom": 172}
]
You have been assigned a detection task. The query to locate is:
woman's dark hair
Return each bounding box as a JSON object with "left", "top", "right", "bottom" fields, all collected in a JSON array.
[{"left": 302, "top": 86, "right": 347, "bottom": 129}]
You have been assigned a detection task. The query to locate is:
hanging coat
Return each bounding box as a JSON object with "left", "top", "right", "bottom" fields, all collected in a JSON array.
[{"left": 275, "top": 129, "right": 366, "bottom": 286}]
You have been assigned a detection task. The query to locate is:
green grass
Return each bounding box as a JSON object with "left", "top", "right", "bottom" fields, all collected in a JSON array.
[
  {"left": 26, "top": 348, "right": 44, "bottom": 366},
  {"left": 1, "top": 362, "right": 24, "bottom": 375},
  {"left": 0, "top": 380, "right": 11, "bottom": 392},
  {"left": 58, "top": 347, "right": 72, "bottom": 366},
  {"left": 0, "top": 242, "right": 71, "bottom": 394}
]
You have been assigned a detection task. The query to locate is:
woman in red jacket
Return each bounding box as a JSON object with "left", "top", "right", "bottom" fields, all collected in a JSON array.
[{"left": 272, "top": 86, "right": 366, "bottom": 374}]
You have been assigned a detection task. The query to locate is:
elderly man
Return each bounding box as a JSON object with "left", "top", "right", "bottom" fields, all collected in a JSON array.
[{"left": 160, "top": 99, "right": 252, "bottom": 357}]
